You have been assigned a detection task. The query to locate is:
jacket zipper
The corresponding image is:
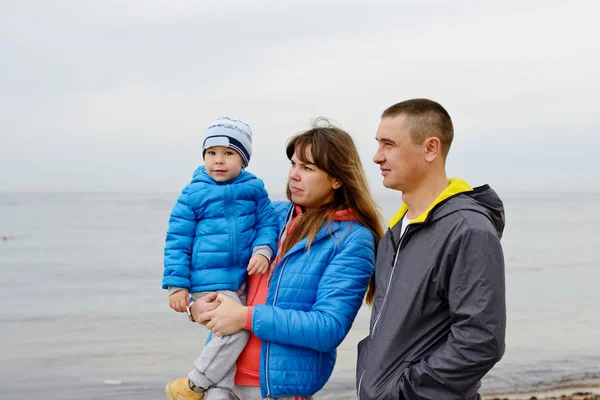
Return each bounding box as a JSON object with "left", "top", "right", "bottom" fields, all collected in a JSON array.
[
  {"left": 266, "top": 205, "right": 330, "bottom": 398},
  {"left": 225, "top": 185, "right": 238, "bottom": 267},
  {"left": 265, "top": 258, "right": 289, "bottom": 398},
  {"left": 371, "top": 236, "right": 403, "bottom": 334},
  {"left": 357, "top": 369, "right": 366, "bottom": 400},
  {"left": 265, "top": 204, "right": 294, "bottom": 398},
  {"left": 358, "top": 227, "right": 409, "bottom": 400}
]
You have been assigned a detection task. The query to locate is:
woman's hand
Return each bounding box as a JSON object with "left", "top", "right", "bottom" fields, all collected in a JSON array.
[
  {"left": 203, "top": 293, "right": 248, "bottom": 336},
  {"left": 190, "top": 292, "right": 220, "bottom": 325}
]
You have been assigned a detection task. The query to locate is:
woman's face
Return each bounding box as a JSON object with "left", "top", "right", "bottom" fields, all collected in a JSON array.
[{"left": 288, "top": 147, "right": 340, "bottom": 209}]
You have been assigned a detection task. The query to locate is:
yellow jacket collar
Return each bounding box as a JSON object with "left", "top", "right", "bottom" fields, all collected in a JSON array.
[{"left": 389, "top": 178, "right": 473, "bottom": 228}]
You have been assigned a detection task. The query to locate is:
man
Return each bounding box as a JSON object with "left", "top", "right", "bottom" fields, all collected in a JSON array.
[{"left": 357, "top": 99, "right": 506, "bottom": 400}]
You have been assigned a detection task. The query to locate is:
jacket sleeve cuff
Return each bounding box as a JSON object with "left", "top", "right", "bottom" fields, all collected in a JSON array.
[
  {"left": 252, "top": 245, "right": 273, "bottom": 261},
  {"left": 244, "top": 306, "right": 254, "bottom": 331},
  {"left": 167, "top": 286, "right": 186, "bottom": 296}
]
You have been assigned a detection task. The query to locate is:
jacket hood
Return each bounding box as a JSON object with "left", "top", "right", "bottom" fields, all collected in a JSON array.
[
  {"left": 389, "top": 179, "right": 505, "bottom": 238},
  {"left": 458, "top": 184, "right": 505, "bottom": 238},
  {"left": 331, "top": 208, "right": 360, "bottom": 222},
  {"left": 190, "top": 165, "right": 256, "bottom": 185}
]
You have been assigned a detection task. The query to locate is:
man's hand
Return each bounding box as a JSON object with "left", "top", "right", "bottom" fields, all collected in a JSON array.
[
  {"left": 247, "top": 254, "right": 269, "bottom": 275},
  {"left": 168, "top": 289, "right": 189, "bottom": 313}
]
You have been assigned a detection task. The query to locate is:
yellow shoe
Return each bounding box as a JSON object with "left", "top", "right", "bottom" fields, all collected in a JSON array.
[{"left": 165, "top": 378, "right": 205, "bottom": 400}]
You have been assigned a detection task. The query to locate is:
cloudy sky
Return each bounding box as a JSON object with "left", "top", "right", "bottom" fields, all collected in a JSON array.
[{"left": 1, "top": 0, "right": 599, "bottom": 196}]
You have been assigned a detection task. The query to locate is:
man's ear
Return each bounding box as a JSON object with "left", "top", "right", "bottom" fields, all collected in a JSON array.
[{"left": 424, "top": 137, "right": 441, "bottom": 163}]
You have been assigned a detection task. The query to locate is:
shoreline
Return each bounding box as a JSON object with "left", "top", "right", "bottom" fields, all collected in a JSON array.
[
  {"left": 317, "top": 377, "right": 600, "bottom": 400},
  {"left": 318, "top": 371, "right": 600, "bottom": 399},
  {"left": 482, "top": 378, "right": 600, "bottom": 400}
]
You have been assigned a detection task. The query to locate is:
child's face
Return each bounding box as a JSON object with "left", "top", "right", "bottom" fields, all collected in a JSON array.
[{"left": 204, "top": 146, "right": 244, "bottom": 182}]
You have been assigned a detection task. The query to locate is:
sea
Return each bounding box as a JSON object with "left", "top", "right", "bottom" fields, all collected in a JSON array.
[{"left": 1, "top": 191, "right": 599, "bottom": 400}]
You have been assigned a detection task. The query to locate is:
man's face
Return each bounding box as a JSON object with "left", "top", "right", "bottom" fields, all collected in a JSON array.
[{"left": 373, "top": 115, "right": 425, "bottom": 192}]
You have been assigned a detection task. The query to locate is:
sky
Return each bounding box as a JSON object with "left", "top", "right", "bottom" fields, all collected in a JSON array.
[{"left": 1, "top": 0, "right": 599, "bottom": 196}]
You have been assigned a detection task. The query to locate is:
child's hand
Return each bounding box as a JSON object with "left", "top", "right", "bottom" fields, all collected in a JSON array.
[
  {"left": 168, "top": 289, "right": 190, "bottom": 313},
  {"left": 247, "top": 254, "right": 269, "bottom": 276}
]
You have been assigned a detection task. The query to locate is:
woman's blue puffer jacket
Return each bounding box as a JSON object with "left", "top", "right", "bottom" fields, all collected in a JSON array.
[
  {"left": 253, "top": 201, "right": 376, "bottom": 398},
  {"left": 162, "top": 166, "right": 278, "bottom": 293}
]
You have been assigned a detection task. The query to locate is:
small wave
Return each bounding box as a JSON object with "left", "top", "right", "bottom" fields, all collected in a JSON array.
[{"left": 0, "top": 314, "right": 72, "bottom": 323}]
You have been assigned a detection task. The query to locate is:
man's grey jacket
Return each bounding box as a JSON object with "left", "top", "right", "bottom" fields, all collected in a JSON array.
[{"left": 357, "top": 180, "right": 506, "bottom": 400}]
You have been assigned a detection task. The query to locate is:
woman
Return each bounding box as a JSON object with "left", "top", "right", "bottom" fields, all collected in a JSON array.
[{"left": 168, "top": 120, "right": 383, "bottom": 400}]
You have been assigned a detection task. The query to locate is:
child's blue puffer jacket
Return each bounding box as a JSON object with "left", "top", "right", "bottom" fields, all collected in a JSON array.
[{"left": 162, "top": 166, "right": 278, "bottom": 292}]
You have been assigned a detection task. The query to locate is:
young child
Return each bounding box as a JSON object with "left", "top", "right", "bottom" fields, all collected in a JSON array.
[{"left": 163, "top": 117, "right": 278, "bottom": 400}]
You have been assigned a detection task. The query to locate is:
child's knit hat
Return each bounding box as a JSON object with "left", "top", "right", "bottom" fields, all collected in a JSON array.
[{"left": 202, "top": 117, "right": 253, "bottom": 166}]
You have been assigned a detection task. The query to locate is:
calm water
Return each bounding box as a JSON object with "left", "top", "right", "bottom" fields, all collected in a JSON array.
[{"left": 1, "top": 191, "right": 599, "bottom": 399}]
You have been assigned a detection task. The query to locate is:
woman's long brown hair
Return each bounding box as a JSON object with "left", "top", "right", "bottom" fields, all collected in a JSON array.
[{"left": 283, "top": 118, "right": 384, "bottom": 305}]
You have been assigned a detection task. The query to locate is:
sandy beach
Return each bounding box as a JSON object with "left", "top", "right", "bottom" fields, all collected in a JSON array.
[
  {"left": 486, "top": 392, "right": 600, "bottom": 400},
  {"left": 483, "top": 380, "right": 600, "bottom": 400}
]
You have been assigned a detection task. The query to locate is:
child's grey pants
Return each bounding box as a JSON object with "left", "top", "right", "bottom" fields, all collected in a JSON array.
[{"left": 188, "top": 290, "right": 249, "bottom": 400}]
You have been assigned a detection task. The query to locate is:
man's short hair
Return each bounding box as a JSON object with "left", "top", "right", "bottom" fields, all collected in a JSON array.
[{"left": 382, "top": 98, "right": 454, "bottom": 156}]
